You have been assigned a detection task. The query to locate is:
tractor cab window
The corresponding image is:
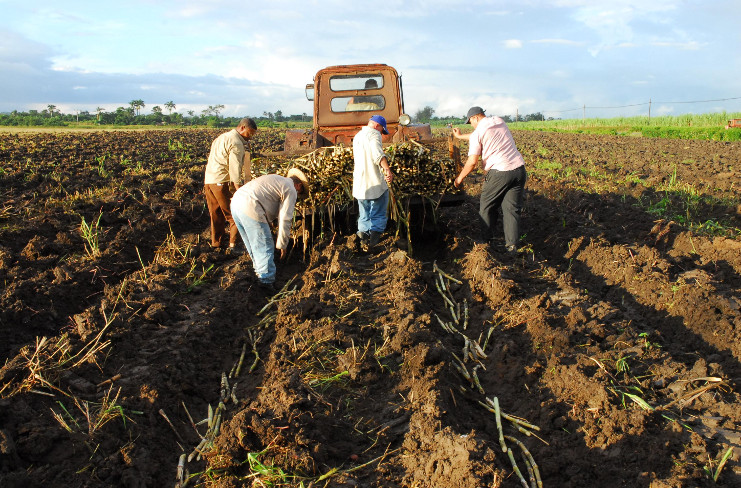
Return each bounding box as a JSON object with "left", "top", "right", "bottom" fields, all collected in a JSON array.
[
  {"left": 329, "top": 74, "right": 384, "bottom": 92},
  {"left": 331, "top": 96, "right": 386, "bottom": 113}
]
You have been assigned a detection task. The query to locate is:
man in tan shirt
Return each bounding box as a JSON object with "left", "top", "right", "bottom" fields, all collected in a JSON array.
[{"left": 203, "top": 118, "right": 257, "bottom": 251}]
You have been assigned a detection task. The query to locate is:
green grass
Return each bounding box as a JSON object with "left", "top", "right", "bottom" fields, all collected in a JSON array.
[{"left": 506, "top": 112, "right": 741, "bottom": 141}]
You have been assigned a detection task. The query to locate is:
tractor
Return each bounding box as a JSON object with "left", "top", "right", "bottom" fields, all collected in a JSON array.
[{"left": 284, "top": 64, "right": 433, "bottom": 152}]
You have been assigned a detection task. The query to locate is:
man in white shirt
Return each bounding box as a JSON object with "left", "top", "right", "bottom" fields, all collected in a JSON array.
[
  {"left": 203, "top": 118, "right": 257, "bottom": 253},
  {"left": 453, "top": 107, "right": 527, "bottom": 253},
  {"left": 352, "top": 115, "right": 394, "bottom": 248},
  {"left": 230, "top": 168, "right": 309, "bottom": 291}
]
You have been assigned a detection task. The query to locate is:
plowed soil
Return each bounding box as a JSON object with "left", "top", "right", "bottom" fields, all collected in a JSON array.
[{"left": 1, "top": 129, "right": 740, "bottom": 487}]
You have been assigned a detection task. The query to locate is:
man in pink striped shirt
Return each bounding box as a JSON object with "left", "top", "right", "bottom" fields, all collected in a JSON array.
[{"left": 453, "top": 107, "right": 527, "bottom": 253}]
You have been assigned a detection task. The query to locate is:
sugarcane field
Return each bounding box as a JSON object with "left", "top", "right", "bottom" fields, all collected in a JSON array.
[{"left": 2, "top": 126, "right": 741, "bottom": 488}]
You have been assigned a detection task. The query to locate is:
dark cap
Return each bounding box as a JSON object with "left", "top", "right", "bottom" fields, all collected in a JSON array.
[
  {"left": 369, "top": 115, "right": 389, "bottom": 134},
  {"left": 464, "top": 106, "right": 485, "bottom": 124}
]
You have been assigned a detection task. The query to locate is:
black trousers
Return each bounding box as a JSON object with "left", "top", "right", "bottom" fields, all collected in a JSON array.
[{"left": 479, "top": 165, "right": 527, "bottom": 247}]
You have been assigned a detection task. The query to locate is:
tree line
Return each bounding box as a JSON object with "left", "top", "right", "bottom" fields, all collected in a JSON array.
[
  {"left": 0, "top": 101, "right": 554, "bottom": 128},
  {"left": 413, "top": 105, "right": 556, "bottom": 125},
  {"left": 0, "top": 101, "right": 311, "bottom": 128}
]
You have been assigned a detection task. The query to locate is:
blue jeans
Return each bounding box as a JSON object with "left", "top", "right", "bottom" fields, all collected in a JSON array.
[
  {"left": 357, "top": 189, "right": 389, "bottom": 233},
  {"left": 231, "top": 204, "right": 276, "bottom": 284}
]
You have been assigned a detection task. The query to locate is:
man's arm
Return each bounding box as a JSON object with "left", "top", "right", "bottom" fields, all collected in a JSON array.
[
  {"left": 228, "top": 141, "right": 245, "bottom": 188},
  {"left": 452, "top": 128, "right": 472, "bottom": 141},
  {"left": 454, "top": 154, "right": 480, "bottom": 187},
  {"left": 275, "top": 186, "right": 298, "bottom": 254},
  {"left": 379, "top": 156, "right": 394, "bottom": 183}
]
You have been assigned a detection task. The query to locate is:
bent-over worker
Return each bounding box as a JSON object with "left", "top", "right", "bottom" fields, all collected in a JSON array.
[{"left": 230, "top": 169, "right": 309, "bottom": 290}]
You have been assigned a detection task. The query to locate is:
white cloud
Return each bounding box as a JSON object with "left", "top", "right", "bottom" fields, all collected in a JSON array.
[
  {"left": 651, "top": 41, "right": 701, "bottom": 50},
  {"left": 531, "top": 39, "right": 583, "bottom": 46},
  {"left": 504, "top": 39, "right": 523, "bottom": 49}
]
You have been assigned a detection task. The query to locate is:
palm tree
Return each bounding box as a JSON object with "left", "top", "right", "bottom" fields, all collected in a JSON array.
[
  {"left": 164, "top": 101, "right": 176, "bottom": 115},
  {"left": 129, "top": 99, "right": 145, "bottom": 116},
  {"left": 96, "top": 107, "right": 105, "bottom": 122},
  {"left": 47, "top": 104, "right": 57, "bottom": 117}
]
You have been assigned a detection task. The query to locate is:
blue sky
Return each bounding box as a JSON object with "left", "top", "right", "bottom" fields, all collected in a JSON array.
[{"left": 1, "top": 0, "right": 739, "bottom": 119}]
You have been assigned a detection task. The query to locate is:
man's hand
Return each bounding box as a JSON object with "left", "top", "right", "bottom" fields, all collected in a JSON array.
[
  {"left": 454, "top": 175, "right": 464, "bottom": 188},
  {"left": 452, "top": 128, "right": 462, "bottom": 138},
  {"left": 383, "top": 168, "right": 394, "bottom": 183},
  {"left": 279, "top": 248, "right": 287, "bottom": 260}
]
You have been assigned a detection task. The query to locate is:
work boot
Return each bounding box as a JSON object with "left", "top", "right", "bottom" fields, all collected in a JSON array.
[
  {"left": 357, "top": 231, "right": 370, "bottom": 246},
  {"left": 257, "top": 281, "right": 276, "bottom": 294},
  {"left": 368, "top": 231, "right": 383, "bottom": 247},
  {"left": 225, "top": 245, "right": 243, "bottom": 256}
]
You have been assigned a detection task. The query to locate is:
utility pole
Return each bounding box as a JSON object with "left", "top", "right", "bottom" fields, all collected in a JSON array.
[{"left": 648, "top": 98, "right": 652, "bottom": 124}]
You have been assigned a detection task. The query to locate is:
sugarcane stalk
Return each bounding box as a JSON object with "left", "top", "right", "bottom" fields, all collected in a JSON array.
[
  {"left": 463, "top": 299, "right": 469, "bottom": 330},
  {"left": 501, "top": 412, "right": 541, "bottom": 432},
  {"left": 470, "top": 338, "right": 488, "bottom": 360},
  {"left": 435, "top": 279, "right": 457, "bottom": 312},
  {"left": 471, "top": 365, "right": 485, "bottom": 395},
  {"left": 462, "top": 336, "right": 471, "bottom": 362},
  {"left": 494, "top": 397, "right": 507, "bottom": 453},
  {"left": 220, "top": 372, "right": 229, "bottom": 402},
  {"left": 159, "top": 408, "right": 186, "bottom": 445},
  {"left": 176, "top": 453, "right": 186, "bottom": 482},
  {"left": 249, "top": 342, "right": 260, "bottom": 373},
  {"left": 433, "top": 261, "right": 463, "bottom": 284},
  {"left": 482, "top": 325, "right": 495, "bottom": 350},
  {"left": 434, "top": 313, "right": 452, "bottom": 333},
  {"left": 505, "top": 435, "right": 542, "bottom": 488},
  {"left": 181, "top": 401, "right": 202, "bottom": 438},
  {"left": 233, "top": 342, "right": 248, "bottom": 378},
  {"left": 507, "top": 447, "right": 529, "bottom": 488},
  {"left": 449, "top": 303, "right": 459, "bottom": 324}
]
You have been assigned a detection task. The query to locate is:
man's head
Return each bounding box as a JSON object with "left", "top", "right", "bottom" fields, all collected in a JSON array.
[
  {"left": 287, "top": 167, "right": 310, "bottom": 199},
  {"left": 369, "top": 115, "right": 389, "bottom": 135},
  {"left": 364, "top": 79, "right": 379, "bottom": 89},
  {"left": 464, "top": 106, "right": 485, "bottom": 126},
  {"left": 237, "top": 117, "right": 258, "bottom": 140}
]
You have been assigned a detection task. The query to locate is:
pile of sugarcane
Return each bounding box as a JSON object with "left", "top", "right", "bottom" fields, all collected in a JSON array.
[
  {"left": 386, "top": 140, "right": 459, "bottom": 197},
  {"left": 252, "top": 141, "right": 461, "bottom": 211}
]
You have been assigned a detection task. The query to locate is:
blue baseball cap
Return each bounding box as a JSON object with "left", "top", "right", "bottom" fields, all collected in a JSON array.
[{"left": 369, "top": 115, "right": 389, "bottom": 134}]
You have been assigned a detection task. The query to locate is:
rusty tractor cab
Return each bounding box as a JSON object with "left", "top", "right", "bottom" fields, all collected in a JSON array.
[
  {"left": 725, "top": 119, "right": 741, "bottom": 129},
  {"left": 284, "top": 64, "right": 432, "bottom": 152}
]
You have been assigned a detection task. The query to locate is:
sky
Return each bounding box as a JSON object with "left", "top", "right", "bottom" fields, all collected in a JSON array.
[{"left": 1, "top": 0, "right": 740, "bottom": 120}]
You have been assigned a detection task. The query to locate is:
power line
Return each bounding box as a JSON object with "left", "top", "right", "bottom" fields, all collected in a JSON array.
[
  {"left": 653, "top": 96, "right": 741, "bottom": 104},
  {"left": 542, "top": 96, "right": 741, "bottom": 115}
]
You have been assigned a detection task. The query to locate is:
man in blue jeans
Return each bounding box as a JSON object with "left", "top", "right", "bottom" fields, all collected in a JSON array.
[
  {"left": 230, "top": 168, "right": 309, "bottom": 291},
  {"left": 453, "top": 107, "right": 527, "bottom": 253},
  {"left": 352, "top": 115, "right": 394, "bottom": 249}
]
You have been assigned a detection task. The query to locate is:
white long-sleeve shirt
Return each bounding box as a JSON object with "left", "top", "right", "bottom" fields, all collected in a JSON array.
[
  {"left": 352, "top": 126, "right": 388, "bottom": 200},
  {"left": 230, "top": 174, "right": 297, "bottom": 250}
]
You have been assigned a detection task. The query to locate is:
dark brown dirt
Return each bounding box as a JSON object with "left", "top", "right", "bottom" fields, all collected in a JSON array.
[{"left": 0, "top": 129, "right": 739, "bottom": 487}]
